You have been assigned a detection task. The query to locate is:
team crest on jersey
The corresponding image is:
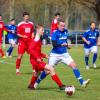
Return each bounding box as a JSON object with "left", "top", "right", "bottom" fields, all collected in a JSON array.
[{"left": 25, "top": 28, "right": 31, "bottom": 33}]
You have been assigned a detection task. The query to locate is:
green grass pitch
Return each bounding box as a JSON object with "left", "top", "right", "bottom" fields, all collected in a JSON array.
[{"left": 0, "top": 45, "right": 100, "bottom": 100}]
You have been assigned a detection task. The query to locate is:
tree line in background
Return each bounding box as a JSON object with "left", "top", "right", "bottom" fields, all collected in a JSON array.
[{"left": 0, "top": 0, "right": 100, "bottom": 30}]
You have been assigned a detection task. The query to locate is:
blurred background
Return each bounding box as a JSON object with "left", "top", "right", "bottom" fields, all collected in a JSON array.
[{"left": 0, "top": 0, "right": 100, "bottom": 30}]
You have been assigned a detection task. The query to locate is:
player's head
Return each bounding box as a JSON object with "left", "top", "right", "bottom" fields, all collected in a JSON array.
[
  {"left": 90, "top": 21, "right": 96, "bottom": 30},
  {"left": 58, "top": 19, "right": 65, "bottom": 31},
  {"left": 10, "top": 18, "right": 16, "bottom": 25},
  {"left": 23, "top": 12, "right": 30, "bottom": 22},
  {"left": 0, "top": 14, "right": 2, "bottom": 21},
  {"left": 54, "top": 12, "right": 60, "bottom": 20},
  {"left": 36, "top": 24, "right": 44, "bottom": 36}
]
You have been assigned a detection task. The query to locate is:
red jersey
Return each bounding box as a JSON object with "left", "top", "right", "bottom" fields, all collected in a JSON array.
[
  {"left": 0, "top": 21, "right": 7, "bottom": 42},
  {"left": 50, "top": 18, "right": 58, "bottom": 35},
  {"left": 28, "top": 39, "right": 46, "bottom": 60},
  {"left": 17, "top": 21, "right": 34, "bottom": 43}
]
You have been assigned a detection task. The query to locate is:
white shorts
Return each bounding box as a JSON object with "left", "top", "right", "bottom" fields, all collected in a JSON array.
[
  {"left": 84, "top": 46, "right": 98, "bottom": 56},
  {"left": 8, "top": 39, "right": 17, "bottom": 45},
  {"left": 48, "top": 53, "right": 74, "bottom": 67}
]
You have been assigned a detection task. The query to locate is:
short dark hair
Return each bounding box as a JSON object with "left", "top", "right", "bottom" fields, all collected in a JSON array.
[
  {"left": 58, "top": 18, "right": 65, "bottom": 24},
  {"left": 90, "top": 21, "right": 96, "bottom": 25},
  {"left": 55, "top": 12, "right": 60, "bottom": 16},
  {"left": 0, "top": 14, "right": 2, "bottom": 16},
  {"left": 36, "top": 23, "right": 44, "bottom": 29},
  {"left": 23, "top": 12, "right": 30, "bottom": 17},
  {"left": 10, "top": 18, "right": 15, "bottom": 21}
]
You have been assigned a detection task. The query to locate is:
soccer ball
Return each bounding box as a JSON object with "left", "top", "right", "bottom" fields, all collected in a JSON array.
[{"left": 65, "top": 86, "right": 75, "bottom": 96}]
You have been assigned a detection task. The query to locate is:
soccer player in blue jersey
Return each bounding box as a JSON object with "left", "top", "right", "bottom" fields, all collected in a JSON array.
[
  {"left": 82, "top": 22, "right": 100, "bottom": 69},
  {"left": 33, "top": 19, "right": 90, "bottom": 89},
  {"left": 6, "top": 19, "right": 17, "bottom": 57}
]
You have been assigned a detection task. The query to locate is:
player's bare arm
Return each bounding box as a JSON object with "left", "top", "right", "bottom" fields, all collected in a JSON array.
[
  {"left": 17, "top": 34, "right": 28, "bottom": 38},
  {"left": 82, "top": 37, "right": 90, "bottom": 45},
  {"left": 97, "top": 36, "right": 100, "bottom": 46}
]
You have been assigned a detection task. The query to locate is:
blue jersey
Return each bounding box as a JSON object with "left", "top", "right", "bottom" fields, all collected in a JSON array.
[
  {"left": 83, "top": 28, "right": 99, "bottom": 48},
  {"left": 7, "top": 24, "right": 17, "bottom": 39},
  {"left": 51, "top": 29, "right": 68, "bottom": 54}
]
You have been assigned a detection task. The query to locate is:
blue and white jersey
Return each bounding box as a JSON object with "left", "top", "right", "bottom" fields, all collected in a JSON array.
[
  {"left": 7, "top": 24, "right": 17, "bottom": 39},
  {"left": 83, "top": 28, "right": 99, "bottom": 48},
  {"left": 51, "top": 29, "right": 68, "bottom": 54}
]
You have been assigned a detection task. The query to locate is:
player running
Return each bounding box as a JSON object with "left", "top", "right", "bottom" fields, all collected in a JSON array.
[
  {"left": 28, "top": 24, "right": 65, "bottom": 90},
  {"left": 6, "top": 19, "right": 17, "bottom": 58},
  {"left": 34, "top": 19, "right": 90, "bottom": 88},
  {"left": 0, "top": 14, "right": 7, "bottom": 58},
  {"left": 82, "top": 22, "right": 100, "bottom": 69},
  {"left": 16, "top": 12, "right": 34, "bottom": 75},
  {"left": 50, "top": 12, "right": 60, "bottom": 35}
]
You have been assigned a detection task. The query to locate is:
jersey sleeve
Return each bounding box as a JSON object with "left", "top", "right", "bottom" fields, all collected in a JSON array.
[
  {"left": 51, "top": 31, "right": 57, "bottom": 41},
  {"left": 97, "top": 30, "right": 100, "bottom": 37},
  {"left": 41, "top": 53, "right": 46, "bottom": 58},
  {"left": 82, "top": 31, "right": 88, "bottom": 38},
  {"left": 17, "top": 24, "right": 22, "bottom": 35},
  {"left": 32, "top": 24, "right": 34, "bottom": 33}
]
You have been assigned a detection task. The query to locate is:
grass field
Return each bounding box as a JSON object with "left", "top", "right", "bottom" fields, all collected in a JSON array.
[{"left": 0, "top": 45, "right": 100, "bottom": 100}]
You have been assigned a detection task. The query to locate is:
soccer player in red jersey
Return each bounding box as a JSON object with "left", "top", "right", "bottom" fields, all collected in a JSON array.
[
  {"left": 16, "top": 12, "right": 34, "bottom": 75},
  {"left": 28, "top": 24, "right": 65, "bottom": 90},
  {"left": 0, "top": 14, "right": 7, "bottom": 58},
  {"left": 50, "top": 12, "right": 60, "bottom": 35}
]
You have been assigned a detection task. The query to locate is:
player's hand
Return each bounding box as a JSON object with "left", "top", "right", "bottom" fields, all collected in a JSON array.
[
  {"left": 37, "top": 59, "right": 42, "bottom": 62},
  {"left": 45, "top": 54, "right": 49, "bottom": 59},
  {"left": 67, "top": 44, "right": 71, "bottom": 49},
  {"left": 23, "top": 35, "right": 28, "bottom": 38},
  {"left": 61, "top": 43, "right": 68, "bottom": 46},
  {"left": 87, "top": 41, "right": 91, "bottom": 45}
]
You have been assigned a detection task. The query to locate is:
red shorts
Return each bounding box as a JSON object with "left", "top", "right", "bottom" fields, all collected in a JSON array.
[
  {"left": 0, "top": 41, "right": 2, "bottom": 46},
  {"left": 30, "top": 58, "right": 46, "bottom": 72},
  {"left": 18, "top": 42, "right": 31, "bottom": 54}
]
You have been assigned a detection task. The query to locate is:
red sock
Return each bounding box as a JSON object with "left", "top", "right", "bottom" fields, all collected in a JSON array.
[
  {"left": 0, "top": 48, "right": 4, "bottom": 57},
  {"left": 51, "top": 74, "right": 62, "bottom": 87},
  {"left": 16, "top": 58, "right": 21, "bottom": 69},
  {"left": 30, "top": 75, "right": 38, "bottom": 85}
]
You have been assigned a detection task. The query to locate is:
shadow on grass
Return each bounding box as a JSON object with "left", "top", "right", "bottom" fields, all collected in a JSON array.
[
  {"left": 22, "top": 72, "right": 32, "bottom": 75},
  {"left": 31, "top": 86, "right": 63, "bottom": 92},
  {"left": 90, "top": 67, "right": 100, "bottom": 70}
]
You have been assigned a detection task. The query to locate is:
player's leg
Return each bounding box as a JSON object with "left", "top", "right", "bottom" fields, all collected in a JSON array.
[
  {"left": 16, "top": 42, "right": 25, "bottom": 75},
  {"left": 34, "top": 54, "right": 63, "bottom": 89},
  {"left": 6, "top": 39, "right": 15, "bottom": 57},
  {"left": 44, "top": 64, "right": 65, "bottom": 90},
  {"left": 0, "top": 42, "right": 5, "bottom": 58},
  {"left": 91, "top": 46, "right": 98, "bottom": 68},
  {"left": 84, "top": 48, "right": 90, "bottom": 69},
  {"left": 34, "top": 55, "right": 57, "bottom": 85},
  {"left": 62, "top": 53, "right": 90, "bottom": 88},
  {"left": 28, "top": 70, "right": 39, "bottom": 90}
]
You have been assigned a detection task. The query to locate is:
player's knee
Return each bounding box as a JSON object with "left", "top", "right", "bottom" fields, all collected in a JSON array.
[
  {"left": 69, "top": 61, "right": 77, "bottom": 69},
  {"left": 18, "top": 54, "right": 23, "bottom": 59}
]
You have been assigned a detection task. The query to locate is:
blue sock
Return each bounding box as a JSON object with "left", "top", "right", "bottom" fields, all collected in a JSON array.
[
  {"left": 93, "top": 53, "right": 97, "bottom": 64},
  {"left": 9, "top": 46, "right": 13, "bottom": 56},
  {"left": 73, "top": 68, "right": 84, "bottom": 85},
  {"left": 36, "top": 71, "right": 47, "bottom": 84},
  {"left": 7, "top": 46, "right": 13, "bottom": 56},
  {"left": 85, "top": 56, "right": 89, "bottom": 66}
]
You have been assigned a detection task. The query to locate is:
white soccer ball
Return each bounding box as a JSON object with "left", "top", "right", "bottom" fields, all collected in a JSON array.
[{"left": 65, "top": 85, "right": 75, "bottom": 96}]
